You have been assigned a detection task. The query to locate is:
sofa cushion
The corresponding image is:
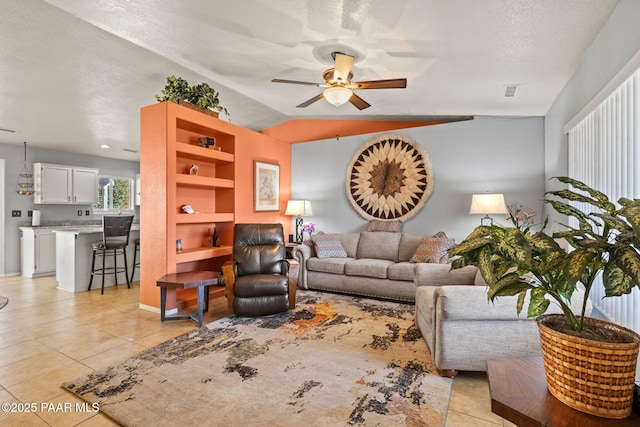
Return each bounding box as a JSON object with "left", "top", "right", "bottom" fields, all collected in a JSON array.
[
  {"left": 366, "top": 220, "right": 402, "bottom": 233},
  {"left": 357, "top": 232, "right": 401, "bottom": 262},
  {"left": 387, "top": 262, "right": 415, "bottom": 281},
  {"left": 311, "top": 234, "right": 347, "bottom": 258},
  {"left": 474, "top": 269, "right": 488, "bottom": 286},
  {"left": 398, "top": 233, "right": 424, "bottom": 262},
  {"left": 410, "top": 233, "right": 455, "bottom": 263},
  {"left": 307, "top": 257, "right": 354, "bottom": 275},
  {"left": 340, "top": 233, "right": 361, "bottom": 258},
  {"left": 344, "top": 258, "right": 394, "bottom": 279}
]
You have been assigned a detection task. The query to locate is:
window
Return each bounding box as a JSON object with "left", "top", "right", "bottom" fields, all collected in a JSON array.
[
  {"left": 93, "top": 175, "right": 134, "bottom": 214},
  {"left": 567, "top": 67, "right": 640, "bottom": 334}
]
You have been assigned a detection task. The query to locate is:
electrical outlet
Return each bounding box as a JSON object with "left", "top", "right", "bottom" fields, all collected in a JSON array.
[
  {"left": 28, "top": 210, "right": 33, "bottom": 217},
  {"left": 85, "top": 210, "right": 90, "bottom": 216},
  {"left": 77, "top": 210, "right": 82, "bottom": 216},
  {"left": 11, "top": 210, "right": 21, "bottom": 217}
]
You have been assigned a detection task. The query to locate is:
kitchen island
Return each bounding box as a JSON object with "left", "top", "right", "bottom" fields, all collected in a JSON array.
[{"left": 54, "top": 224, "right": 140, "bottom": 293}]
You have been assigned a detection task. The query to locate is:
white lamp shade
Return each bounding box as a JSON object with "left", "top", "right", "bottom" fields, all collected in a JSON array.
[
  {"left": 285, "top": 200, "right": 313, "bottom": 216},
  {"left": 323, "top": 86, "right": 352, "bottom": 107},
  {"left": 469, "top": 193, "right": 508, "bottom": 214}
]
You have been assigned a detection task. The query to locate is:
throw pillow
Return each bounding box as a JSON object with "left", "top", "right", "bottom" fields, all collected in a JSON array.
[
  {"left": 365, "top": 220, "right": 402, "bottom": 233},
  {"left": 410, "top": 232, "right": 456, "bottom": 264},
  {"left": 311, "top": 234, "right": 347, "bottom": 258}
]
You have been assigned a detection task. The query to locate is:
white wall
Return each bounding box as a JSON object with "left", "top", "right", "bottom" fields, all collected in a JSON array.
[
  {"left": 291, "top": 116, "right": 544, "bottom": 243},
  {"left": 1, "top": 142, "right": 139, "bottom": 275},
  {"left": 0, "top": 159, "right": 4, "bottom": 275},
  {"left": 544, "top": 0, "right": 640, "bottom": 231}
]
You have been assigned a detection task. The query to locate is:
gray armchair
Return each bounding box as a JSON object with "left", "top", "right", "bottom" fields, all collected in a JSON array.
[{"left": 229, "top": 223, "right": 294, "bottom": 316}]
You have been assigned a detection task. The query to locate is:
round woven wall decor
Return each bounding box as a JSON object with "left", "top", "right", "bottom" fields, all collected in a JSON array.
[{"left": 346, "top": 133, "right": 434, "bottom": 221}]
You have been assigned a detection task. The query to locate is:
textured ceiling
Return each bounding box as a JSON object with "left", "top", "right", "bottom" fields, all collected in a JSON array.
[{"left": 0, "top": 0, "right": 618, "bottom": 160}]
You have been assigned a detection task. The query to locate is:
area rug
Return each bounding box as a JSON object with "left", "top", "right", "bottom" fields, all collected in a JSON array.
[
  {"left": 0, "top": 296, "right": 8, "bottom": 310},
  {"left": 62, "top": 291, "right": 452, "bottom": 426}
]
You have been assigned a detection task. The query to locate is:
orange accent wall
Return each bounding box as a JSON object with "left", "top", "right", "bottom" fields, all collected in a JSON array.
[
  {"left": 260, "top": 119, "right": 442, "bottom": 144},
  {"left": 233, "top": 127, "right": 292, "bottom": 225}
]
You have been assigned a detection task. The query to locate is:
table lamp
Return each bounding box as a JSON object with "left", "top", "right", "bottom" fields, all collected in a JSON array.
[
  {"left": 285, "top": 200, "right": 313, "bottom": 243},
  {"left": 470, "top": 193, "right": 508, "bottom": 226}
]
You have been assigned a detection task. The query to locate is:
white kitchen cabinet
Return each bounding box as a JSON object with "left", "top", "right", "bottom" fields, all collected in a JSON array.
[
  {"left": 20, "top": 227, "right": 56, "bottom": 277},
  {"left": 34, "top": 163, "right": 99, "bottom": 204},
  {"left": 73, "top": 168, "right": 99, "bottom": 204},
  {"left": 34, "top": 164, "right": 71, "bottom": 203}
]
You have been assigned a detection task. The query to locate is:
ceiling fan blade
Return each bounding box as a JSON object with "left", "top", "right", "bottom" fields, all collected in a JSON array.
[
  {"left": 296, "top": 93, "right": 325, "bottom": 108},
  {"left": 272, "top": 78, "right": 322, "bottom": 87},
  {"left": 351, "top": 78, "right": 407, "bottom": 89},
  {"left": 334, "top": 53, "right": 354, "bottom": 83},
  {"left": 349, "top": 93, "right": 371, "bottom": 110}
]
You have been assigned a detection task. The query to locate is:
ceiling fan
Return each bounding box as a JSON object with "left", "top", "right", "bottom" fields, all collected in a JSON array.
[{"left": 272, "top": 52, "right": 407, "bottom": 110}]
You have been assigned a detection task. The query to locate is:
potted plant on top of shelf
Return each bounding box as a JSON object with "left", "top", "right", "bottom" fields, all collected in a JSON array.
[
  {"left": 448, "top": 176, "right": 640, "bottom": 419},
  {"left": 155, "top": 75, "right": 230, "bottom": 119}
]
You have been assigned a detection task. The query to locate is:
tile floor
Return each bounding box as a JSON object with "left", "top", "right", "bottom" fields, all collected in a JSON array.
[{"left": 0, "top": 275, "right": 515, "bottom": 426}]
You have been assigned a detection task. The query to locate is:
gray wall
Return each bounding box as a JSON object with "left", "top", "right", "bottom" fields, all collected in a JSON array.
[
  {"left": 544, "top": 0, "right": 640, "bottom": 231},
  {"left": 1, "top": 142, "right": 139, "bottom": 275},
  {"left": 291, "top": 116, "right": 544, "bottom": 243}
]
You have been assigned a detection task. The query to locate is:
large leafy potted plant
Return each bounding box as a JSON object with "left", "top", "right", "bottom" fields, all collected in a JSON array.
[
  {"left": 156, "top": 75, "right": 230, "bottom": 119},
  {"left": 448, "top": 176, "right": 640, "bottom": 419}
]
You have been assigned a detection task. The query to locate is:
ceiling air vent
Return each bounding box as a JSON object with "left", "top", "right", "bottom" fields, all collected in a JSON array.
[
  {"left": 123, "top": 148, "right": 138, "bottom": 153},
  {"left": 504, "top": 84, "right": 519, "bottom": 98}
]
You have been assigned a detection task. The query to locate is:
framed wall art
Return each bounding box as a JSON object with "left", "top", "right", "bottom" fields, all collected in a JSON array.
[
  {"left": 254, "top": 160, "right": 280, "bottom": 211},
  {"left": 346, "top": 133, "right": 433, "bottom": 221}
]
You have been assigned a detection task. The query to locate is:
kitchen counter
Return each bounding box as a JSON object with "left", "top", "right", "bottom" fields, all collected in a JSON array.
[
  {"left": 52, "top": 224, "right": 140, "bottom": 234},
  {"left": 53, "top": 224, "right": 140, "bottom": 293}
]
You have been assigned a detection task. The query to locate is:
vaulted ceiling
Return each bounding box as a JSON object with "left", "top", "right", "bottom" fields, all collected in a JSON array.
[{"left": 0, "top": 0, "right": 619, "bottom": 160}]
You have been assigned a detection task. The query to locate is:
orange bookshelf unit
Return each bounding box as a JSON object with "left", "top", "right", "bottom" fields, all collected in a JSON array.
[{"left": 140, "top": 101, "right": 235, "bottom": 310}]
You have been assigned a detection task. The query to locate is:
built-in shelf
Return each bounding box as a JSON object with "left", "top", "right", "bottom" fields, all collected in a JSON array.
[
  {"left": 176, "top": 143, "right": 234, "bottom": 163},
  {"left": 175, "top": 174, "right": 234, "bottom": 188},
  {"left": 141, "top": 100, "right": 236, "bottom": 311},
  {"left": 176, "top": 245, "right": 233, "bottom": 263},
  {"left": 175, "top": 213, "right": 234, "bottom": 224}
]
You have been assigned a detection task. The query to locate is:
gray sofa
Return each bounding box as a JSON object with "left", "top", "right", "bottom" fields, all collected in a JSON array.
[
  {"left": 292, "top": 230, "right": 593, "bottom": 374},
  {"left": 291, "top": 231, "right": 475, "bottom": 302},
  {"left": 415, "top": 269, "right": 592, "bottom": 373}
]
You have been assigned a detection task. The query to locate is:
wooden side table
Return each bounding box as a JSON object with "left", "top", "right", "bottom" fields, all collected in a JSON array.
[
  {"left": 487, "top": 356, "right": 640, "bottom": 427},
  {"left": 156, "top": 271, "right": 222, "bottom": 327},
  {"left": 287, "top": 260, "right": 299, "bottom": 309},
  {"left": 285, "top": 243, "right": 299, "bottom": 259}
]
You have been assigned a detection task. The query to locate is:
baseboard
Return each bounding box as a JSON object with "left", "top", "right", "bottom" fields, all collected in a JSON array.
[
  {"left": 0, "top": 272, "right": 20, "bottom": 278},
  {"left": 139, "top": 303, "right": 177, "bottom": 316}
]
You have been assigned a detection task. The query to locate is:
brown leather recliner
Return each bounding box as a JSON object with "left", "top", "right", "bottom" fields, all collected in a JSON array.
[{"left": 229, "top": 223, "right": 293, "bottom": 316}]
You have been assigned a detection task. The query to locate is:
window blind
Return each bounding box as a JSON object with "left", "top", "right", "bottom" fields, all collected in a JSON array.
[{"left": 567, "top": 69, "right": 640, "bottom": 334}]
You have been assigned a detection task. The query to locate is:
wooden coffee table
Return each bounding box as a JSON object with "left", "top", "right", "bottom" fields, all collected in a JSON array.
[{"left": 487, "top": 356, "right": 640, "bottom": 426}]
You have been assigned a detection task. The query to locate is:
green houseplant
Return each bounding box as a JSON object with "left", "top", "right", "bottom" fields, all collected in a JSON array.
[
  {"left": 448, "top": 176, "right": 640, "bottom": 418},
  {"left": 156, "top": 75, "right": 229, "bottom": 119}
]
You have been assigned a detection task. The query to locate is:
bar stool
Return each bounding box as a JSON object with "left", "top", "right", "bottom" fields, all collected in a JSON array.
[
  {"left": 130, "top": 238, "right": 140, "bottom": 283},
  {"left": 88, "top": 215, "right": 134, "bottom": 294}
]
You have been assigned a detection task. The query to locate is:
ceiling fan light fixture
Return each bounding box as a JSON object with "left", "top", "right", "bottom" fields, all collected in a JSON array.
[{"left": 323, "top": 86, "right": 352, "bottom": 107}]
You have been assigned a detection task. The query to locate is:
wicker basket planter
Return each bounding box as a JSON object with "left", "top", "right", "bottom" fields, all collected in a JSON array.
[{"left": 537, "top": 314, "right": 640, "bottom": 419}]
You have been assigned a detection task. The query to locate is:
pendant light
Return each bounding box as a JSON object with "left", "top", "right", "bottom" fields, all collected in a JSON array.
[{"left": 16, "top": 141, "right": 34, "bottom": 195}]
